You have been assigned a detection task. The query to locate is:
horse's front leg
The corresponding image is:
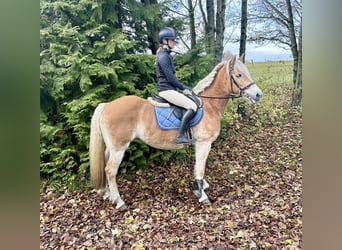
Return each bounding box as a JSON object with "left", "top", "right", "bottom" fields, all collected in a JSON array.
[{"left": 194, "top": 142, "right": 212, "bottom": 204}]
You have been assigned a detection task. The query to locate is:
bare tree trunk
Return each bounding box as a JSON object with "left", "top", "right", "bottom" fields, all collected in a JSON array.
[
  {"left": 285, "top": 0, "right": 301, "bottom": 106},
  {"left": 147, "top": 26, "right": 159, "bottom": 55},
  {"left": 239, "top": 0, "right": 248, "bottom": 63},
  {"left": 286, "top": 0, "right": 298, "bottom": 86},
  {"left": 291, "top": 21, "right": 302, "bottom": 106},
  {"left": 214, "top": 0, "right": 226, "bottom": 64},
  {"left": 199, "top": 0, "right": 207, "bottom": 34},
  {"left": 201, "top": 0, "right": 226, "bottom": 65},
  {"left": 206, "top": 0, "right": 215, "bottom": 60},
  {"left": 187, "top": 0, "right": 197, "bottom": 49}
]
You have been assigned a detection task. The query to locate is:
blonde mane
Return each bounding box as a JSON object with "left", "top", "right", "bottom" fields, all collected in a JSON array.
[
  {"left": 193, "top": 51, "right": 236, "bottom": 94},
  {"left": 193, "top": 62, "right": 225, "bottom": 94}
]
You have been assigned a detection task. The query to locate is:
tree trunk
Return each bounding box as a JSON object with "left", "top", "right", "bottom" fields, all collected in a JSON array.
[
  {"left": 286, "top": 0, "right": 298, "bottom": 86},
  {"left": 285, "top": 0, "right": 301, "bottom": 106},
  {"left": 187, "top": 0, "right": 196, "bottom": 49},
  {"left": 214, "top": 0, "right": 226, "bottom": 65},
  {"left": 291, "top": 20, "right": 302, "bottom": 107},
  {"left": 147, "top": 26, "right": 159, "bottom": 55},
  {"left": 239, "top": 0, "right": 248, "bottom": 63},
  {"left": 206, "top": 0, "right": 215, "bottom": 60}
]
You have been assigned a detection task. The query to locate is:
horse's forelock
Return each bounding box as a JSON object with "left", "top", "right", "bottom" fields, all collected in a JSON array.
[
  {"left": 222, "top": 50, "right": 234, "bottom": 62},
  {"left": 235, "top": 59, "right": 252, "bottom": 80}
]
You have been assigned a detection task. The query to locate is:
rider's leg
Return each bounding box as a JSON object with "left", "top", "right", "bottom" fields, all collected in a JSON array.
[
  {"left": 176, "top": 109, "right": 196, "bottom": 144},
  {"left": 159, "top": 90, "right": 198, "bottom": 144}
]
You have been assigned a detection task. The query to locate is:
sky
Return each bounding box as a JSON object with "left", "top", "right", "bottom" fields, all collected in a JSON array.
[
  {"left": 224, "top": 43, "right": 293, "bottom": 62},
  {"left": 175, "top": 40, "right": 293, "bottom": 62}
]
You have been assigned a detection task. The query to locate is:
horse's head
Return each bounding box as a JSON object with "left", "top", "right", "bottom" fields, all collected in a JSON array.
[{"left": 224, "top": 51, "right": 263, "bottom": 104}]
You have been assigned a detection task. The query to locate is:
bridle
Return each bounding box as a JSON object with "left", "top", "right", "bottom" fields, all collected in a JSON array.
[{"left": 196, "top": 62, "right": 255, "bottom": 100}]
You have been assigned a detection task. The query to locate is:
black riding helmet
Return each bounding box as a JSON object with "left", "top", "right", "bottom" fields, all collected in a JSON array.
[{"left": 158, "top": 27, "right": 177, "bottom": 44}]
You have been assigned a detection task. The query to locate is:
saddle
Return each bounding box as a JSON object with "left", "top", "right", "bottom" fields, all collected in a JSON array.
[{"left": 148, "top": 93, "right": 204, "bottom": 131}]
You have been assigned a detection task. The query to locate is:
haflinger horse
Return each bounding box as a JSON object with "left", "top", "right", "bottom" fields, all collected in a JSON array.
[{"left": 89, "top": 51, "right": 262, "bottom": 209}]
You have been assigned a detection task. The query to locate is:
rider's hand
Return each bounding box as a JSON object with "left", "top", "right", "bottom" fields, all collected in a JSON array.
[{"left": 183, "top": 88, "right": 192, "bottom": 95}]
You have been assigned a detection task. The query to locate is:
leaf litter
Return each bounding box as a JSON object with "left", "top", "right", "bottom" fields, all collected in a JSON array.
[{"left": 40, "top": 108, "right": 302, "bottom": 249}]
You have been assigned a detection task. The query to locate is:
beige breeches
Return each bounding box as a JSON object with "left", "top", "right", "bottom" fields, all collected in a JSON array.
[{"left": 159, "top": 90, "right": 197, "bottom": 112}]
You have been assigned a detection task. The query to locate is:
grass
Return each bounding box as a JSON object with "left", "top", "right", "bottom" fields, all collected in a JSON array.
[
  {"left": 246, "top": 60, "right": 293, "bottom": 85},
  {"left": 221, "top": 59, "right": 297, "bottom": 133}
]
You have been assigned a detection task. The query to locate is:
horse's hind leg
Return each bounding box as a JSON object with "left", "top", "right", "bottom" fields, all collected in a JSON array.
[
  {"left": 96, "top": 149, "right": 110, "bottom": 197},
  {"left": 104, "top": 149, "right": 126, "bottom": 209},
  {"left": 194, "top": 142, "right": 212, "bottom": 204}
]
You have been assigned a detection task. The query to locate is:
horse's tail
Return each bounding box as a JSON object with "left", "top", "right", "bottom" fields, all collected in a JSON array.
[{"left": 89, "top": 103, "right": 106, "bottom": 189}]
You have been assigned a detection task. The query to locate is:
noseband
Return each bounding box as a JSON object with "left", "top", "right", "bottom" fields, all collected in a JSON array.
[
  {"left": 196, "top": 63, "right": 255, "bottom": 100},
  {"left": 229, "top": 74, "right": 255, "bottom": 99}
]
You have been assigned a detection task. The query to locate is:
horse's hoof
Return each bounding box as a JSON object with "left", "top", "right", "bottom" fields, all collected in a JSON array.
[
  {"left": 200, "top": 199, "right": 211, "bottom": 205},
  {"left": 116, "top": 203, "right": 127, "bottom": 210},
  {"left": 103, "top": 190, "right": 111, "bottom": 200},
  {"left": 203, "top": 180, "right": 210, "bottom": 191},
  {"left": 194, "top": 190, "right": 201, "bottom": 198}
]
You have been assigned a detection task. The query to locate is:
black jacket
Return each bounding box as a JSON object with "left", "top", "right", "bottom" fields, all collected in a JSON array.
[{"left": 156, "top": 49, "right": 186, "bottom": 92}]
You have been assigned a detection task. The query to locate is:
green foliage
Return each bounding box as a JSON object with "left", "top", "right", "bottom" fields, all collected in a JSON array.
[
  {"left": 174, "top": 46, "right": 213, "bottom": 88},
  {"left": 40, "top": 0, "right": 158, "bottom": 188},
  {"left": 119, "top": 140, "right": 177, "bottom": 174},
  {"left": 40, "top": 0, "right": 187, "bottom": 190}
]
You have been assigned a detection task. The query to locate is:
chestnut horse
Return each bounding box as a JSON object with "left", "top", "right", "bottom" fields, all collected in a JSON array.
[{"left": 89, "top": 51, "right": 262, "bottom": 209}]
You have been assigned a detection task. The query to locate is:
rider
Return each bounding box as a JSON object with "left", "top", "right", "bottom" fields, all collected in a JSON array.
[{"left": 156, "top": 27, "right": 197, "bottom": 145}]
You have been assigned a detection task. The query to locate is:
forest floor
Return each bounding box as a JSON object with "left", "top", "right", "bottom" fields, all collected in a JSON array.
[{"left": 40, "top": 106, "right": 302, "bottom": 249}]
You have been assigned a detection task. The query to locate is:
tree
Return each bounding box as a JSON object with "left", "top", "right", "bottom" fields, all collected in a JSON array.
[
  {"left": 239, "top": 0, "right": 248, "bottom": 62},
  {"left": 214, "top": 0, "right": 226, "bottom": 63},
  {"left": 161, "top": 0, "right": 197, "bottom": 50},
  {"left": 40, "top": 0, "right": 156, "bottom": 185},
  {"left": 187, "top": 0, "right": 197, "bottom": 49},
  {"left": 122, "top": 0, "right": 164, "bottom": 54},
  {"left": 40, "top": 0, "right": 212, "bottom": 186},
  {"left": 291, "top": 18, "right": 302, "bottom": 106},
  {"left": 248, "top": 0, "right": 302, "bottom": 106},
  {"left": 199, "top": 0, "right": 227, "bottom": 65}
]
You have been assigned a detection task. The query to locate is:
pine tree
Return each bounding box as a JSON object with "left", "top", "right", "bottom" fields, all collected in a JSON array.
[
  {"left": 40, "top": 0, "right": 215, "bottom": 188},
  {"left": 40, "top": 0, "right": 156, "bottom": 186}
]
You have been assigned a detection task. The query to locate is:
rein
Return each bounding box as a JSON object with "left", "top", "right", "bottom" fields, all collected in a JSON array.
[{"left": 195, "top": 71, "right": 255, "bottom": 100}]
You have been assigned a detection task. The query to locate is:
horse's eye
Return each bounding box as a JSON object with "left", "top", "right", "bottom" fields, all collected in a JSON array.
[{"left": 236, "top": 73, "right": 242, "bottom": 78}]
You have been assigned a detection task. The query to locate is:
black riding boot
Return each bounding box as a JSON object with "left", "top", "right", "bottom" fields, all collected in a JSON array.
[{"left": 176, "top": 109, "right": 196, "bottom": 145}]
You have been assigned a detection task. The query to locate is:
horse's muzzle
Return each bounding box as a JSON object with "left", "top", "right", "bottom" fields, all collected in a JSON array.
[{"left": 243, "top": 85, "right": 263, "bottom": 104}]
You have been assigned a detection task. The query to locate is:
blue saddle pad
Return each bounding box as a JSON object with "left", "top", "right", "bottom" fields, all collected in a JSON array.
[{"left": 154, "top": 107, "right": 203, "bottom": 130}]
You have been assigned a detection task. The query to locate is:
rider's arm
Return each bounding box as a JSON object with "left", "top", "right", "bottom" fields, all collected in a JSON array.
[{"left": 158, "top": 53, "right": 188, "bottom": 90}]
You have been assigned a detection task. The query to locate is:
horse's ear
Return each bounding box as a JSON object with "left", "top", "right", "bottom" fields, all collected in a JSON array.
[
  {"left": 239, "top": 53, "right": 245, "bottom": 62},
  {"left": 229, "top": 55, "right": 237, "bottom": 70},
  {"left": 222, "top": 50, "right": 234, "bottom": 61}
]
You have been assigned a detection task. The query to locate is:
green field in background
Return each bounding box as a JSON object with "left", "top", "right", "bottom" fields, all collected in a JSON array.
[{"left": 246, "top": 60, "right": 293, "bottom": 85}]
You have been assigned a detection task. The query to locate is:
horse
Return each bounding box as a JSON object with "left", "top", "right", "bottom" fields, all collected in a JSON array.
[{"left": 89, "top": 51, "right": 263, "bottom": 209}]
